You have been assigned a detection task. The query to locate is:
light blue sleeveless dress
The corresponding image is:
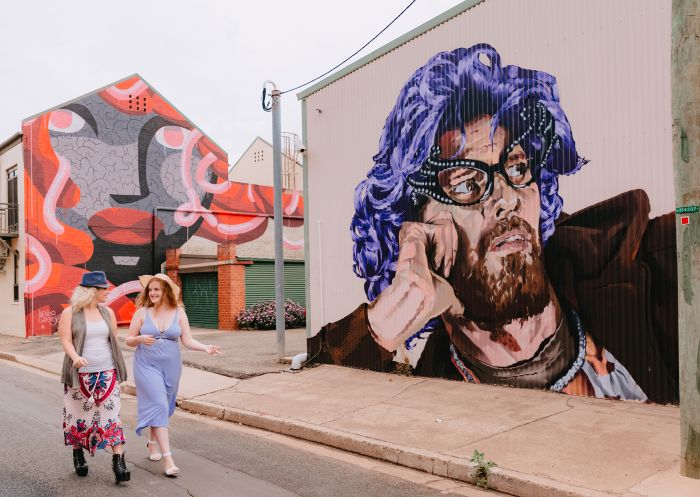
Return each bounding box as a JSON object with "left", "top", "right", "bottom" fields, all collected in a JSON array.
[{"left": 133, "top": 309, "right": 182, "bottom": 436}]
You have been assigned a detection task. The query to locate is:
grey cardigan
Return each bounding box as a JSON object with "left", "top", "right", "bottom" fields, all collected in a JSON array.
[{"left": 60, "top": 305, "right": 128, "bottom": 387}]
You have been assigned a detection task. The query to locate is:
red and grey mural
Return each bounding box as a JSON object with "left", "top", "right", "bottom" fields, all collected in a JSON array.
[
  {"left": 23, "top": 75, "right": 304, "bottom": 336},
  {"left": 308, "top": 45, "right": 679, "bottom": 404}
]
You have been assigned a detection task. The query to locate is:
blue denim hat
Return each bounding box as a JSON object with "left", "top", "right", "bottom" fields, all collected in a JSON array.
[{"left": 79, "top": 271, "right": 110, "bottom": 288}]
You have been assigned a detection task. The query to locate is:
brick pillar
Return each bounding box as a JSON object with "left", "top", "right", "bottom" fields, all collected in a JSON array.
[
  {"left": 165, "top": 248, "right": 182, "bottom": 289},
  {"left": 217, "top": 241, "right": 246, "bottom": 330}
]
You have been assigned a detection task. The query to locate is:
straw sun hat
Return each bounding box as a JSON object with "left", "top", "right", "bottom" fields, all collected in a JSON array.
[{"left": 138, "top": 273, "right": 181, "bottom": 302}]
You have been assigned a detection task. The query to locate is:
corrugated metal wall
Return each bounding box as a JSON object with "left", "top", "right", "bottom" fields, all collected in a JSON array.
[
  {"left": 245, "top": 260, "right": 306, "bottom": 307},
  {"left": 302, "top": 0, "right": 677, "bottom": 404}
]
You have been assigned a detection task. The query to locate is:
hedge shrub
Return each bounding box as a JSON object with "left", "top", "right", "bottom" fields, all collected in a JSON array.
[{"left": 237, "top": 299, "right": 306, "bottom": 330}]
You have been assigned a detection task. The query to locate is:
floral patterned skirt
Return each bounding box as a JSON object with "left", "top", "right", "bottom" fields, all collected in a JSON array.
[{"left": 63, "top": 369, "right": 126, "bottom": 455}]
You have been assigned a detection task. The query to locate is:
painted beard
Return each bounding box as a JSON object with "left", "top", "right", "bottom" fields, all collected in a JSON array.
[{"left": 448, "top": 216, "right": 550, "bottom": 330}]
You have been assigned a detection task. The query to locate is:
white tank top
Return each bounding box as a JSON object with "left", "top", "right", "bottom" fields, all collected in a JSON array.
[{"left": 79, "top": 319, "right": 116, "bottom": 373}]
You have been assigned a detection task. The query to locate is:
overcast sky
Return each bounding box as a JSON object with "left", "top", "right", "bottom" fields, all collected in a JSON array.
[{"left": 0, "top": 0, "right": 464, "bottom": 160}]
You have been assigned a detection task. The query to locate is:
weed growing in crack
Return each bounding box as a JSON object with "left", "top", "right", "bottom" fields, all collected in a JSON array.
[{"left": 470, "top": 449, "right": 496, "bottom": 489}]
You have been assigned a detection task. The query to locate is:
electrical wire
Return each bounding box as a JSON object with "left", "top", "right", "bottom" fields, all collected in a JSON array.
[{"left": 280, "top": 0, "right": 417, "bottom": 95}]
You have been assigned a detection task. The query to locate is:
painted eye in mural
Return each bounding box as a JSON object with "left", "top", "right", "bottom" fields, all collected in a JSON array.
[
  {"left": 504, "top": 161, "right": 533, "bottom": 186},
  {"left": 155, "top": 126, "right": 191, "bottom": 150},
  {"left": 48, "top": 109, "right": 86, "bottom": 133},
  {"left": 438, "top": 167, "right": 487, "bottom": 204}
]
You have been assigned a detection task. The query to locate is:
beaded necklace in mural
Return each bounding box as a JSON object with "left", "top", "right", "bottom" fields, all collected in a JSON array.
[
  {"left": 549, "top": 308, "right": 587, "bottom": 392},
  {"left": 449, "top": 307, "right": 587, "bottom": 392}
]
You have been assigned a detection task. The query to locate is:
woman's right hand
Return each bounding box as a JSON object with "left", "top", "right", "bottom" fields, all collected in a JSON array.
[
  {"left": 140, "top": 335, "right": 156, "bottom": 346},
  {"left": 73, "top": 356, "right": 88, "bottom": 369}
]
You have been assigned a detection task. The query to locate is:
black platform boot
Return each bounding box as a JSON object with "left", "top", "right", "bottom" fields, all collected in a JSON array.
[
  {"left": 72, "top": 448, "right": 88, "bottom": 477},
  {"left": 112, "top": 453, "right": 131, "bottom": 483}
]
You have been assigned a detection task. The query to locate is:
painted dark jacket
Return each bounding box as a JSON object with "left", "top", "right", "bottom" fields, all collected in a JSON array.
[{"left": 307, "top": 190, "right": 679, "bottom": 405}]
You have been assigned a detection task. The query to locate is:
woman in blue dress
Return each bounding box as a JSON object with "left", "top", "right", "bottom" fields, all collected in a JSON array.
[{"left": 126, "top": 273, "right": 220, "bottom": 477}]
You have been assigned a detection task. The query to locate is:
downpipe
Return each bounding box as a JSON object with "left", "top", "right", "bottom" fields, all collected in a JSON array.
[{"left": 290, "top": 353, "right": 309, "bottom": 371}]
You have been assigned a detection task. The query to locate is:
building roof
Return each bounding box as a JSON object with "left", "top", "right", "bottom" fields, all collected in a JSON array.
[
  {"left": 228, "top": 136, "right": 301, "bottom": 174},
  {"left": 297, "top": 0, "right": 485, "bottom": 100},
  {"left": 22, "top": 73, "right": 226, "bottom": 153},
  {"left": 0, "top": 132, "right": 22, "bottom": 154},
  {"left": 229, "top": 136, "right": 272, "bottom": 174}
]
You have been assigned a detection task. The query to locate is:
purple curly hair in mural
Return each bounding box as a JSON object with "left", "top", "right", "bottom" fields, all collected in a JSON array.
[{"left": 351, "top": 44, "right": 586, "bottom": 339}]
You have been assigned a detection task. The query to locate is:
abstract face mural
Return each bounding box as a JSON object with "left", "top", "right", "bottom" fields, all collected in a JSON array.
[
  {"left": 308, "top": 44, "right": 679, "bottom": 404},
  {"left": 23, "top": 75, "right": 304, "bottom": 335}
]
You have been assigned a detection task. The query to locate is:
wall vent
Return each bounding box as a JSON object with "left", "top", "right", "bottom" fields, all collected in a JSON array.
[{"left": 128, "top": 94, "right": 148, "bottom": 113}]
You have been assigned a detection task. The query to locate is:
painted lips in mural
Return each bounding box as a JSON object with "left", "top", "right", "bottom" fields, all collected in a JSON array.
[
  {"left": 308, "top": 44, "right": 679, "bottom": 404},
  {"left": 23, "top": 76, "right": 304, "bottom": 335}
]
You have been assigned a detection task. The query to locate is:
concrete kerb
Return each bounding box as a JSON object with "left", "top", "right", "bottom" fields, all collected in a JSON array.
[
  {"left": 0, "top": 351, "right": 17, "bottom": 363},
  {"left": 0, "top": 352, "right": 626, "bottom": 497},
  {"left": 488, "top": 470, "right": 618, "bottom": 497},
  {"left": 177, "top": 398, "right": 611, "bottom": 497},
  {"left": 0, "top": 351, "right": 63, "bottom": 376}
]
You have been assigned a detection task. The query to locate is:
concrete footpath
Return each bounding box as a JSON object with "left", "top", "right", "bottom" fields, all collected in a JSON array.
[{"left": 1, "top": 330, "right": 698, "bottom": 497}]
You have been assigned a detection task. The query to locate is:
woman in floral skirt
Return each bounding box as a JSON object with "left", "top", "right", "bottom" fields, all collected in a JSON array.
[{"left": 58, "top": 271, "right": 130, "bottom": 483}]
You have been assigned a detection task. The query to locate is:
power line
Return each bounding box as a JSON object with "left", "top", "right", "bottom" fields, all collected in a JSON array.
[{"left": 280, "top": 0, "right": 417, "bottom": 95}]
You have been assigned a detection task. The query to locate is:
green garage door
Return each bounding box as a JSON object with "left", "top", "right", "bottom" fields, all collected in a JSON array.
[
  {"left": 181, "top": 272, "right": 218, "bottom": 328},
  {"left": 245, "top": 260, "right": 305, "bottom": 308}
]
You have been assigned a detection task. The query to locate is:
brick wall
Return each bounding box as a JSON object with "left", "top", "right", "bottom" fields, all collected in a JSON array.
[
  {"left": 179, "top": 224, "right": 305, "bottom": 261},
  {"left": 235, "top": 223, "right": 304, "bottom": 261},
  {"left": 179, "top": 235, "right": 218, "bottom": 256},
  {"left": 165, "top": 248, "right": 182, "bottom": 290},
  {"left": 217, "top": 242, "right": 246, "bottom": 330}
]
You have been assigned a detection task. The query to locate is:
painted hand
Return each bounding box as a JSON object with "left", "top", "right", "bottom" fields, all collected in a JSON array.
[{"left": 366, "top": 218, "right": 463, "bottom": 352}]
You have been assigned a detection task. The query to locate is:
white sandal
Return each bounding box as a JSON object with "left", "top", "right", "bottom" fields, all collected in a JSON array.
[
  {"left": 146, "top": 440, "right": 162, "bottom": 461},
  {"left": 162, "top": 452, "right": 180, "bottom": 477}
]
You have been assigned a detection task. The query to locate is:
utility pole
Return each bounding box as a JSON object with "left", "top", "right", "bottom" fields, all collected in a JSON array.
[
  {"left": 263, "top": 81, "right": 286, "bottom": 359},
  {"left": 673, "top": 0, "right": 700, "bottom": 479}
]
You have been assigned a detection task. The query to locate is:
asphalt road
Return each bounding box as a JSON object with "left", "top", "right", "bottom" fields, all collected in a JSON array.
[{"left": 0, "top": 360, "right": 502, "bottom": 497}]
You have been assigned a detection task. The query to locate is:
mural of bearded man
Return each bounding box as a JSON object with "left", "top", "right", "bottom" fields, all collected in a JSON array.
[{"left": 307, "top": 44, "right": 679, "bottom": 404}]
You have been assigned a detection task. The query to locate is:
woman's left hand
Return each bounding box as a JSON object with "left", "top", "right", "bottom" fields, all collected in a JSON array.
[{"left": 205, "top": 344, "right": 222, "bottom": 355}]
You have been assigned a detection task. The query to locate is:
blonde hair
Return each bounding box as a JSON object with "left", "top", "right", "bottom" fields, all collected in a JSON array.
[
  {"left": 70, "top": 286, "right": 99, "bottom": 312},
  {"left": 135, "top": 277, "right": 182, "bottom": 309}
]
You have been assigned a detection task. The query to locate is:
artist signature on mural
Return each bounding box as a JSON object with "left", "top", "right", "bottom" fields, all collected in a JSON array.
[{"left": 38, "top": 308, "right": 60, "bottom": 327}]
